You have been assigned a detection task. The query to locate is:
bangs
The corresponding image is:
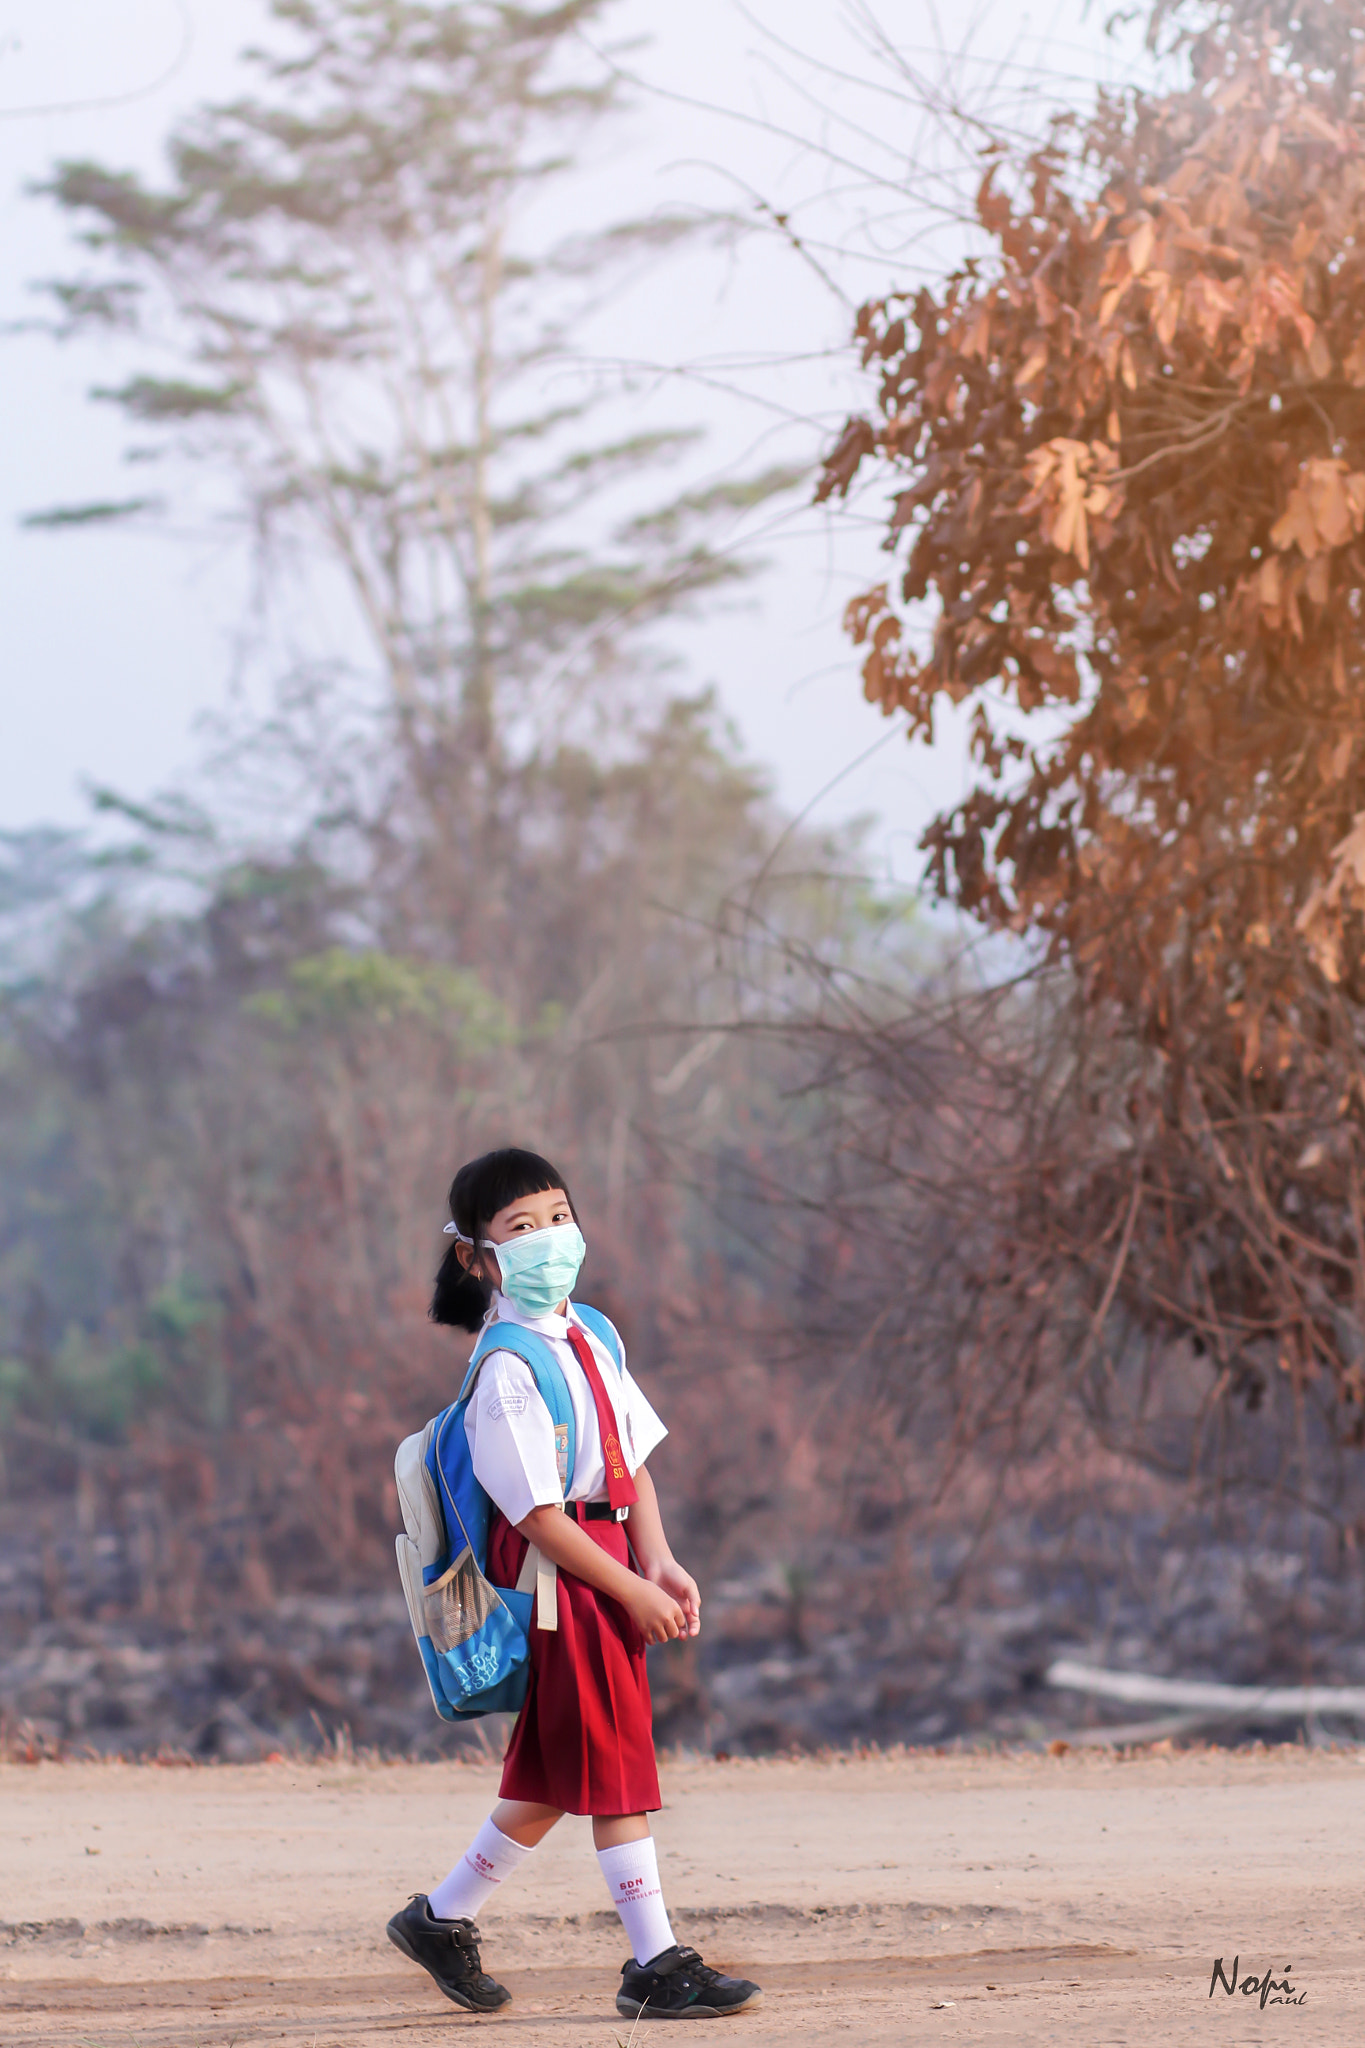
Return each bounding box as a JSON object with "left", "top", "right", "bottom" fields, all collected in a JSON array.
[{"left": 450, "top": 1147, "right": 574, "bottom": 1239}]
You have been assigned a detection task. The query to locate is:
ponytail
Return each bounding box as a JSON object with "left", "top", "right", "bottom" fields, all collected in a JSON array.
[{"left": 429, "top": 1240, "right": 493, "bottom": 1332}]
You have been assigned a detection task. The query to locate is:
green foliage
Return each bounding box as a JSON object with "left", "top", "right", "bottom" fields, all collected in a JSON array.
[
  {"left": 245, "top": 948, "right": 513, "bottom": 1045},
  {"left": 147, "top": 1276, "right": 219, "bottom": 1344},
  {"left": 20, "top": 498, "right": 161, "bottom": 529},
  {"left": 622, "top": 463, "right": 809, "bottom": 546},
  {"left": 0, "top": 1268, "right": 227, "bottom": 1445},
  {"left": 0, "top": 1357, "right": 31, "bottom": 1427},
  {"left": 95, "top": 376, "right": 247, "bottom": 420},
  {"left": 50, "top": 1329, "right": 164, "bottom": 1445}
]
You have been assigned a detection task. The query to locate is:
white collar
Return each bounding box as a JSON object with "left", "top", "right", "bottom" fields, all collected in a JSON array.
[{"left": 488, "top": 1288, "right": 575, "bottom": 1339}]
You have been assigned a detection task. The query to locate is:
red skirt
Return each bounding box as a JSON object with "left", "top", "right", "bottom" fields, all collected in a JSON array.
[{"left": 487, "top": 1510, "right": 661, "bottom": 1816}]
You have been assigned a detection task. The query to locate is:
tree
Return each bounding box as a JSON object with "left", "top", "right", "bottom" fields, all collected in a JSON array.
[
  {"left": 33, "top": 0, "right": 796, "bottom": 974},
  {"left": 816, "top": 0, "right": 1365, "bottom": 1502},
  {"left": 2, "top": 0, "right": 848, "bottom": 1663}
]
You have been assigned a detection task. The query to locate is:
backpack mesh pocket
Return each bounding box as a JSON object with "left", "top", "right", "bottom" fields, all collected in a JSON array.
[{"left": 422, "top": 1545, "right": 503, "bottom": 1653}]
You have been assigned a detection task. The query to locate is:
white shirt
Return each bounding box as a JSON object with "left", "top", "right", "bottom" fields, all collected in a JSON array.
[{"left": 462, "top": 1291, "right": 667, "bottom": 1527}]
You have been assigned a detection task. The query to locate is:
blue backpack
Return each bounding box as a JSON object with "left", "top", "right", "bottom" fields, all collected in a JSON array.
[{"left": 393, "top": 1303, "right": 624, "bottom": 1720}]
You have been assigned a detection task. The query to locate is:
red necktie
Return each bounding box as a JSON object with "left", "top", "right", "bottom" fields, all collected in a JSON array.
[{"left": 566, "top": 1326, "right": 638, "bottom": 1512}]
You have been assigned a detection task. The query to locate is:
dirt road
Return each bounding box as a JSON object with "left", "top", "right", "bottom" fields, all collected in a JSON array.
[{"left": 1, "top": 1747, "right": 1358, "bottom": 2044}]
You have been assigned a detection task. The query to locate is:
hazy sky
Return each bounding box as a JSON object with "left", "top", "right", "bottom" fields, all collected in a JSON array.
[{"left": 0, "top": 0, "right": 1153, "bottom": 883}]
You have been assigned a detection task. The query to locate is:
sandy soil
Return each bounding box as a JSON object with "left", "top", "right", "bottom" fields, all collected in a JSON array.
[{"left": 1, "top": 1747, "right": 1359, "bottom": 2045}]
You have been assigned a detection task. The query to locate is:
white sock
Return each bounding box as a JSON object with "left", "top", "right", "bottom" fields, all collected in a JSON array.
[
  {"left": 597, "top": 1836, "right": 676, "bottom": 1965},
  {"left": 428, "top": 1816, "right": 534, "bottom": 1923}
]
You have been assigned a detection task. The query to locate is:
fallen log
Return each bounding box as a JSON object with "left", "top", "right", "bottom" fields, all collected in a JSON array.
[{"left": 1047, "top": 1658, "right": 1365, "bottom": 1720}]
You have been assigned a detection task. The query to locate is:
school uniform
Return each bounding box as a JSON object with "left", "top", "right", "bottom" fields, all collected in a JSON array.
[
  {"left": 391, "top": 1258, "right": 762, "bottom": 2023},
  {"left": 464, "top": 1290, "right": 667, "bottom": 1816}
]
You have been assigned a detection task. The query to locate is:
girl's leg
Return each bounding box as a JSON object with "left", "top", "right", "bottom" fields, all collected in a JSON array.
[
  {"left": 427, "top": 1802, "right": 562, "bottom": 1921},
  {"left": 592, "top": 1814, "right": 652, "bottom": 1848},
  {"left": 593, "top": 1812, "right": 676, "bottom": 1964},
  {"left": 493, "top": 1800, "right": 565, "bottom": 1847}
]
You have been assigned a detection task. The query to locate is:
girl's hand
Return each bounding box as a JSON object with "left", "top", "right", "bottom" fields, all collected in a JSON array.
[
  {"left": 622, "top": 1468, "right": 699, "bottom": 1635},
  {"left": 647, "top": 1559, "right": 701, "bottom": 1639},
  {"left": 627, "top": 1578, "right": 687, "bottom": 1645}
]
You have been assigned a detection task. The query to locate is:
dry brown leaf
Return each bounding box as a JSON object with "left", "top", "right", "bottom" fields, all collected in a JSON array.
[
  {"left": 1298, "top": 104, "right": 1349, "bottom": 147},
  {"left": 1127, "top": 218, "right": 1156, "bottom": 277},
  {"left": 1152, "top": 279, "right": 1182, "bottom": 349},
  {"left": 1022, "top": 439, "right": 1120, "bottom": 574},
  {"left": 1323, "top": 730, "right": 1354, "bottom": 784},
  {"left": 963, "top": 304, "right": 992, "bottom": 359},
  {"left": 1270, "top": 459, "right": 1365, "bottom": 559},
  {"left": 1182, "top": 273, "right": 1241, "bottom": 349},
  {"left": 816, "top": 4, "right": 1365, "bottom": 1421},
  {"left": 1297, "top": 811, "right": 1365, "bottom": 982},
  {"left": 1014, "top": 338, "right": 1049, "bottom": 390},
  {"left": 1098, "top": 284, "right": 1128, "bottom": 329}
]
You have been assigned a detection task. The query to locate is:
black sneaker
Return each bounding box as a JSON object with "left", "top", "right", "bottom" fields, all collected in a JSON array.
[
  {"left": 386, "top": 1894, "right": 511, "bottom": 2012},
  {"left": 617, "top": 1943, "right": 762, "bottom": 2019}
]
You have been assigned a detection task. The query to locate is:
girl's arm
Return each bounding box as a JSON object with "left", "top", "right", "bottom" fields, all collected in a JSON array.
[
  {"left": 515, "top": 1503, "right": 687, "bottom": 1644},
  {"left": 626, "top": 1467, "right": 701, "bottom": 1638}
]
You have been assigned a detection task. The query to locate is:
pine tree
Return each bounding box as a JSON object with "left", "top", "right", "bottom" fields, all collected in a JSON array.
[{"left": 34, "top": 0, "right": 796, "bottom": 962}]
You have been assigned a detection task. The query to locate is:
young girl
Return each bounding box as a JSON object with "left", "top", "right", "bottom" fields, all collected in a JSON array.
[{"left": 386, "top": 1146, "right": 761, "bottom": 2021}]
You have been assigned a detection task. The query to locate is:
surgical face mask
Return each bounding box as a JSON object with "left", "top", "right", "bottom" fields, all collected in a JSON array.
[{"left": 486, "top": 1221, "right": 586, "bottom": 1317}]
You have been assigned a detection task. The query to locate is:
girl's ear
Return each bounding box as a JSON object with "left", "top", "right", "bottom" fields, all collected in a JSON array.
[{"left": 457, "top": 1240, "right": 500, "bottom": 1286}]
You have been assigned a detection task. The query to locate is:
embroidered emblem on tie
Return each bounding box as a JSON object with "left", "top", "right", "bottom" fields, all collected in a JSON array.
[{"left": 604, "top": 1434, "right": 626, "bottom": 1481}]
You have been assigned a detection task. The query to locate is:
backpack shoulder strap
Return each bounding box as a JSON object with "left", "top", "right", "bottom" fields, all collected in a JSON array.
[
  {"left": 458, "top": 1320, "right": 577, "bottom": 1493},
  {"left": 571, "top": 1301, "right": 623, "bottom": 1374},
  {"left": 429, "top": 1400, "right": 479, "bottom": 1560}
]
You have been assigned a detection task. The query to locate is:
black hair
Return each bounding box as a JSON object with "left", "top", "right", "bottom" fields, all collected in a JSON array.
[{"left": 429, "top": 1146, "right": 577, "bottom": 1332}]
